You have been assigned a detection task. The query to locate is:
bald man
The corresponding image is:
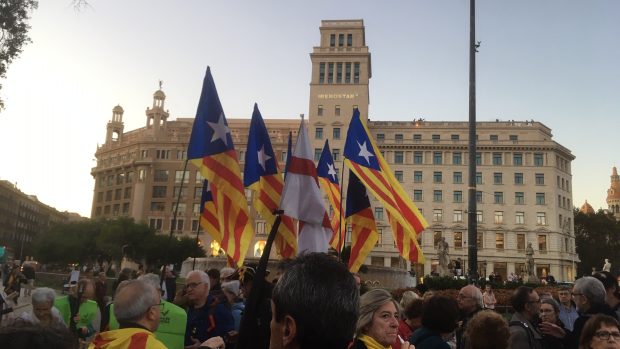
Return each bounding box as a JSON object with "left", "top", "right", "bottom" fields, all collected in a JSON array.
[
  {"left": 455, "top": 285, "right": 483, "bottom": 349},
  {"left": 89, "top": 280, "right": 166, "bottom": 349}
]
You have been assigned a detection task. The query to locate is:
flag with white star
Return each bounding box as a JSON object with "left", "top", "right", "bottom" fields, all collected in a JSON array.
[
  {"left": 199, "top": 179, "right": 221, "bottom": 243},
  {"left": 346, "top": 170, "right": 379, "bottom": 273},
  {"left": 187, "top": 67, "right": 253, "bottom": 267},
  {"left": 316, "top": 139, "right": 344, "bottom": 251},
  {"left": 244, "top": 104, "right": 297, "bottom": 258},
  {"left": 343, "top": 109, "right": 427, "bottom": 263}
]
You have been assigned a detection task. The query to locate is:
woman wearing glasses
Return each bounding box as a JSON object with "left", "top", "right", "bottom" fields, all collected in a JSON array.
[
  {"left": 578, "top": 314, "right": 620, "bottom": 349},
  {"left": 539, "top": 298, "right": 569, "bottom": 349}
]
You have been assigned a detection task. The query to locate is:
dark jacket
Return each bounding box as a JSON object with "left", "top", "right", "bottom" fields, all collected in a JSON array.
[
  {"left": 568, "top": 303, "right": 618, "bottom": 349},
  {"left": 455, "top": 307, "right": 481, "bottom": 349},
  {"left": 509, "top": 312, "right": 544, "bottom": 349},
  {"left": 185, "top": 294, "right": 234, "bottom": 345},
  {"left": 410, "top": 327, "right": 451, "bottom": 349},
  {"left": 349, "top": 339, "right": 367, "bottom": 349}
]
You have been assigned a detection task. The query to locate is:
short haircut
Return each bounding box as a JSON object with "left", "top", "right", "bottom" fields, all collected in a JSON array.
[
  {"left": 404, "top": 298, "right": 424, "bottom": 320},
  {"left": 558, "top": 285, "right": 571, "bottom": 292},
  {"left": 357, "top": 289, "right": 400, "bottom": 336},
  {"left": 592, "top": 271, "right": 620, "bottom": 292},
  {"left": 186, "top": 270, "right": 210, "bottom": 288},
  {"left": 138, "top": 273, "right": 161, "bottom": 290},
  {"left": 31, "top": 287, "right": 56, "bottom": 306},
  {"left": 511, "top": 286, "right": 534, "bottom": 312},
  {"left": 579, "top": 314, "right": 620, "bottom": 349},
  {"left": 272, "top": 253, "right": 358, "bottom": 349},
  {"left": 574, "top": 276, "right": 606, "bottom": 306},
  {"left": 114, "top": 280, "right": 159, "bottom": 323},
  {"left": 541, "top": 298, "right": 561, "bottom": 315},
  {"left": 399, "top": 290, "right": 420, "bottom": 310},
  {"left": 421, "top": 295, "right": 459, "bottom": 333},
  {"left": 466, "top": 310, "right": 509, "bottom": 349},
  {"left": 206, "top": 268, "right": 220, "bottom": 280}
]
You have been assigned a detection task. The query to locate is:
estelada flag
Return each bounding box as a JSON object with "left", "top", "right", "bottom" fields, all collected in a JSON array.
[
  {"left": 187, "top": 67, "right": 253, "bottom": 267},
  {"left": 316, "top": 139, "right": 344, "bottom": 251},
  {"left": 346, "top": 170, "right": 379, "bottom": 273}
]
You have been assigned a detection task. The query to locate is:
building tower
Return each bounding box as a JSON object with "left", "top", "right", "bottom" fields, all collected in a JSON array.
[
  {"left": 580, "top": 200, "right": 595, "bottom": 215},
  {"left": 607, "top": 166, "right": 620, "bottom": 220},
  {"left": 105, "top": 105, "right": 124, "bottom": 144},
  {"left": 309, "top": 20, "right": 371, "bottom": 164},
  {"left": 145, "top": 86, "right": 169, "bottom": 139}
]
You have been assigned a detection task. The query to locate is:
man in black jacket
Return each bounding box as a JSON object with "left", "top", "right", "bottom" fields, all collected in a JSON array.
[{"left": 455, "top": 285, "right": 483, "bottom": 349}]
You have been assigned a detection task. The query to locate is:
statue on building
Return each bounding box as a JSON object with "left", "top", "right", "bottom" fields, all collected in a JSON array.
[
  {"left": 436, "top": 237, "right": 451, "bottom": 276},
  {"left": 525, "top": 242, "right": 539, "bottom": 283},
  {"left": 603, "top": 258, "right": 612, "bottom": 272}
]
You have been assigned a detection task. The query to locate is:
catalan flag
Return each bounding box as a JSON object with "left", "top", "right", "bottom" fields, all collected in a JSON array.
[
  {"left": 343, "top": 109, "right": 427, "bottom": 262},
  {"left": 187, "top": 67, "right": 254, "bottom": 267},
  {"left": 316, "top": 140, "right": 344, "bottom": 251},
  {"left": 346, "top": 171, "right": 379, "bottom": 273},
  {"left": 244, "top": 104, "right": 297, "bottom": 259},
  {"left": 199, "top": 179, "right": 221, "bottom": 243},
  {"left": 388, "top": 211, "right": 424, "bottom": 263}
]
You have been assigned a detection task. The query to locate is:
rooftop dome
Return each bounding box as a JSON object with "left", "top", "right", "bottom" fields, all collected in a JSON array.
[
  {"left": 112, "top": 105, "right": 124, "bottom": 113},
  {"left": 153, "top": 89, "right": 166, "bottom": 100},
  {"left": 580, "top": 200, "right": 595, "bottom": 214}
]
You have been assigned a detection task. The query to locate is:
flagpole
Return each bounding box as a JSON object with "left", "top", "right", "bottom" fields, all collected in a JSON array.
[
  {"left": 338, "top": 160, "right": 346, "bottom": 261},
  {"left": 191, "top": 222, "right": 202, "bottom": 270},
  {"left": 161, "top": 158, "right": 189, "bottom": 289}
]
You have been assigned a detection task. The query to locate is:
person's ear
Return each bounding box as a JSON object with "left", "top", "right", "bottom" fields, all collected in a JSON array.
[{"left": 282, "top": 314, "right": 297, "bottom": 346}]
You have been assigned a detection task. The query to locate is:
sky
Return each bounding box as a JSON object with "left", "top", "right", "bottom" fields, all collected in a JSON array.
[{"left": 1, "top": 0, "right": 618, "bottom": 218}]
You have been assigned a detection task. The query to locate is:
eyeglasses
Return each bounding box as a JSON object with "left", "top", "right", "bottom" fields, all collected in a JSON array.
[
  {"left": 186, "top": 282, "right": 203, "bottom": 289},
  {"left": 594, "top": 330, "right": 620, "bottom": 341},
  {"left": 150, "top": 301, "right": 164, "bottom": 309}
]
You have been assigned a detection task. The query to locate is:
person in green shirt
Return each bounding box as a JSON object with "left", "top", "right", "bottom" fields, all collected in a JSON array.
[{"left": 54, "top": 278, "right": 100, "bottom": 342}]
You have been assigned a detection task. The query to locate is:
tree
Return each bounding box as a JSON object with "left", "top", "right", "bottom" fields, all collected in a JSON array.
[
  {"left": 574, "top": 208, "right": 620, "bottom": 277},
  {"left": 0, "top": 0, "right": 38, "bottom": 110}
]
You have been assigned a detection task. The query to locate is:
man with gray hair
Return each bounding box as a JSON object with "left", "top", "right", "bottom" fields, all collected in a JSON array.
[
  {"left": 455, "top": 284, "right": 483, "bottom": 349},
  {"left": 566, "top": 276, "right": 619, "bottom": 349},
  {"left": 90, "top": 279, "right": 166, "bottom": 348}
]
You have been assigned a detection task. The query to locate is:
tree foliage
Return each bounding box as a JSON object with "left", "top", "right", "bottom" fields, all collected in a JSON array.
[
  {"left": 33, "top": 218, "right": 205, "bottom": 270},
  {"left": 0, "top": 0, "right": 38, "bottom": 110},
  {"left": 574, "top": 208, "right": 620, "bottom": 277}
]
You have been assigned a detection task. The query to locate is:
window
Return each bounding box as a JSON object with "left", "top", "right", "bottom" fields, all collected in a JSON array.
[
  {"left": 515, "top": 192, "right": 525, "bottom": 204},
  {"left": 333, "top": 128, "right": 341, "bottom": 139},
  {"left": 150, "top": 202, "right": 165, "bottom": 211},
  {"left": 332, "top": 149, "right": 340, "bottom": 161},
  {"left": 335, "top": 105, "right": 341, "bottom": 116},
  {"left": 149, "top": 218, "right": 163, "bottom": 230},
  {"left": 413, "top": 190, "right": 423, "bottom": 201},
  {"left": 536, "top": 192, "right": 546, "bottom": 205},
  {"left": 192, "top": 220, "right": 199, "bottom": 231},
  {"left": 490, "top": 135, "right": 498, "bottom": 142},
  {"left": 336, "top": 63, "right": 342, "bottom": 83},
  {"left": 374, "top": 207, "right": 384, "bottom": 221},
  {"left": 432, "top": 134, "right": 440, "bottom": 141},
  {"left": 156, "top": 150, "right": 170, "bottom": 159},
  {"left": 453, "top": 152, "right": 462, "bottom": 165},
  {"left": 170, "top": 218, "right": 184, "bottom": 232},
  {"left": 196, "top": 171, "right": 205, "bottom": 184},
  {"left": 114, "top": 189, "right": 121, "bottom": 200},
  {"left": 345, "top": 63, "right": 351, "bottom": 83},
  {"left": 414, "top": 171, "right": 423, "bottom": 182},
  {"left": 535, "top": 173, "right": 545, "bottom": 185},
  {"left": 453, "top": 210, "right": 463, "bottom": 222},
  {"left": 494, "top": 192, "right": 504, "bottom": 204},
  {"left": 433, "top": 152, "right": 442, "bottom": 165},
  {"left": 126, "top": 171, "right": 134, "bottom": 183},
  {"left": 516, "top": 212, "right": 525, "bottom": 224},
  {"left": 139, "top": 169, "right": 146, "bottom": 181},
  {"left": 314, "top": 148, "right": 322, "bottom": 161},
  {"left": 433, "top": 190, "right": 443, "bottom": 202},
  {"left": 433, "top": 171, "right": 442, "bottom": 183},
  {"left": 476, "top": 191, "right": 483, "bottom": 203},
  {"left": 453, "top": 191, "right": 463, "bottom": 203},
  {"left": 476, "top": 172, "right": 482, "bottom": 185},
  {"left": 453, "top": 172, "right": 463, "bottom": 184},
  {"left": 494, "top": 211, "right": 504, "bottom": 224},
  {"left": 376, "top": 133, "right": 385, "bottom": 143},
  {"left": 319, "top": 63, "right": 325, "bottom": 84},
  {"left": 394, "top": 151, "right": 404, "bottom": 164},
  {"left": 152, "top": 186, "right": 167, "bottom": 198},
  {"left": 141, "top": 150, "right": 149, "bottom": 159},
  {"left": 395, "top": 171, "right": 404, "bottom": 182},
  {"left": 454, "top": 232, "right": 463, "bottom": 248},
  {"left": 395, "top": 134, "right": 403, "bottom": 143},
  {"left": 97, "top": 192, "right": 103, "bottom": 203},
  {"left": 515, "top": 172, "right": 524, "bottom": 184},
  {"left": 538, "top": 235, "right": 547, "bottom": 252},
  {"left": 477, "top": 232, "right": 483, "bottom": 249},
  {"left": 476, "top": 152, "right": 482, "bottom": 165},
  {"left": 513, "top": 153, "right": 523, "bottom": 166},
  {"left": 107, "top": 175, "right": 114, "bottom": 186},
  {"left": 280, "top": 151, "right": 287, "bottom": 162},
  {"left": 122, "top": 203, "right": 130, "bottom": 214},
  {"left": 534, "top": 153, "right": 544, "bottom": 166},
  {"left": 493, "top": 172, "right": 503, "bottom": 184},
  {"left": 517, "top": 234, "right": 526, "bottom": 251},
  {"left": 173, "top": 186, "right": 187, "bottom": 198},
  {"left": 175, "top": 170, "right": 189, "bottom": 183},
  {"left": 347, "top": 33, "right": 352, "bottom": 46},
  {"left": 338, "top": 33, "right": 344, "bottom": 46},
  {"left": 315, "top": 127, "right": 323, "bottom": 139},
  {"left": 510, "top": 135, "right": 518, "bottom": 142},
  {"left": 328, "top": 63, "right": 334, "bottom": 83},
  {"left": 492, "top": 152, "right": 502, "bottom": 165},
  {"left": 116, "top": 173, "right": 125, "bottom": 185},
  {"left": 537, "top": 212, "right": 547, "bottom": 225},
  {"left": 413, "top": 134, "right": 422, "bottom": 141},
  {"left": 476, "top": 211, "right": 483, "bottom": 223},
  {"left": 354, "top": 62, "right": 360, "bottom": 83},
  {"left": 193, "top": 203, "right": 201, "bottom": 214},
  {"left": 414, "top": 151, "right": 423, "bottom": 164},
  {"left": 329, "top": 34, "right": 335, "bottom": 47},
  {"left": 154, "top": 170, "right": 169, "bottom": 182},
  {"left": 451, "top": 134, "right": 460, "bottom": 141},
  {"left": 496, "top": 233, "right": 505, "bottom": 250},
  {"left": 433, "top": 209, "right": 443, "bottom": 222},
  {"left": 317, "top": 105, "right": 323, "bottom": 116}
]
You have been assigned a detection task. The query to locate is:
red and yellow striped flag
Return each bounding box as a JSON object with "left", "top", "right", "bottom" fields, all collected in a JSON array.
[
  {"left": 316, "top": 140, "right": 344, "bottom": 251},
  {"left": 346, "top": 171, "right": 379, "bottom": 272}
]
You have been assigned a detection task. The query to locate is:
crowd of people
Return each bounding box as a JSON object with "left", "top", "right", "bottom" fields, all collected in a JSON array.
[{"left": 2, "top": 256, "right": 620, "bottom": 349}]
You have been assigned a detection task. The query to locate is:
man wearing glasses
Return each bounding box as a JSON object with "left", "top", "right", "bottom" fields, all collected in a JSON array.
[
  {"left": 184, "top": 270, "right": 234, "bottom": 349},
  {"left": 455, "top": 285, "right": 483, "bottom": 349},
  {"left": 89, "top": 279, "right": 167, "bottom": 349},
  {"left": 557, "top": 286, "right": 578, "bottom": 331},
  {"left": 508, "top": 286, "right": 544, "bottom": 349}
]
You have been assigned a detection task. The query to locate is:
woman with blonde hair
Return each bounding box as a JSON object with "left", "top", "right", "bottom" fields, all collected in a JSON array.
[{"left": 351, "top": 288, "right": 414, "bottom": 349}]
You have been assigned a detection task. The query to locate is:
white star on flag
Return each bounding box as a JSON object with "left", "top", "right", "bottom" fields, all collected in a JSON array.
[
  {"left": 207, "top": 113, "right": 231, "bottom": 145},
  {"left": 327, "top": 162, "right": 337, "bottom": 181},
  {"left": 357, "top": 141, "right": 374, "bottom": 164},
  {"left": 257, "top": 145, "right": 272, "bottom": 171}
]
